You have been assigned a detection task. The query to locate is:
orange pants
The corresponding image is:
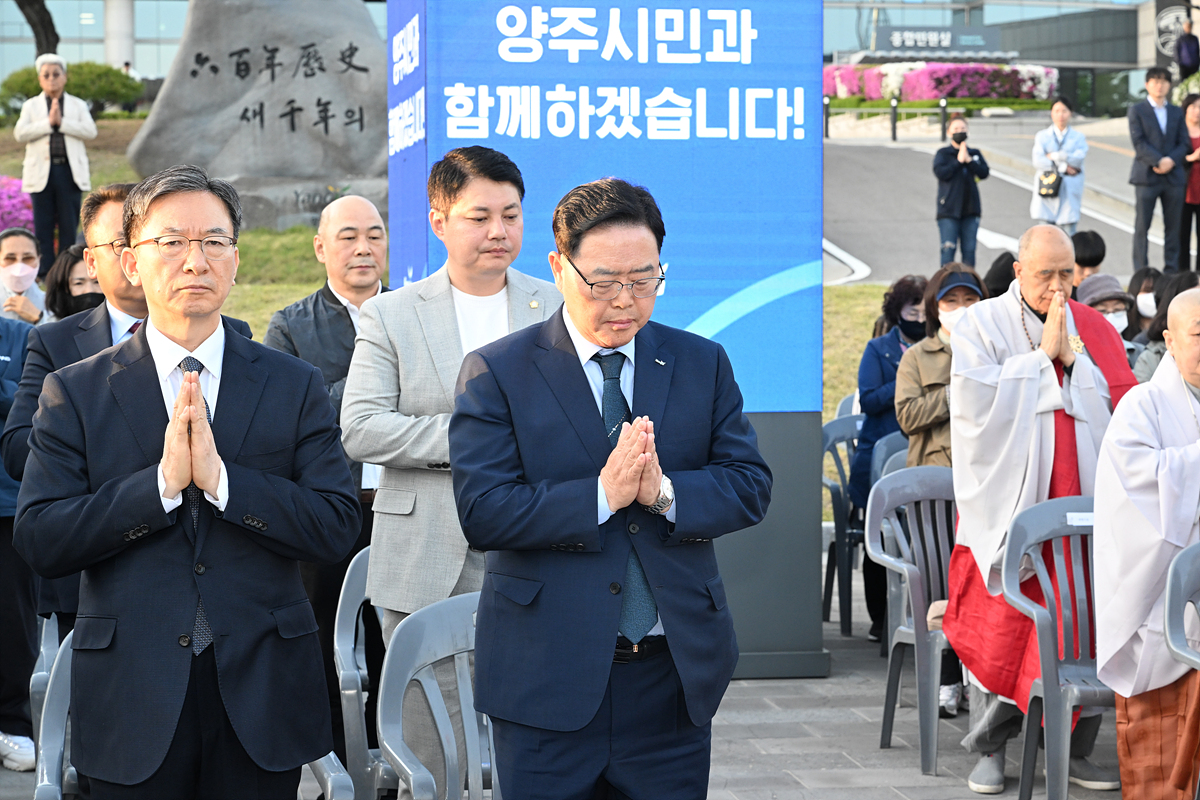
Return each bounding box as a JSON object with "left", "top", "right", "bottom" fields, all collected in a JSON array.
[{"left": 1116, "top": 669, "right": 1200, "bottom": 800}]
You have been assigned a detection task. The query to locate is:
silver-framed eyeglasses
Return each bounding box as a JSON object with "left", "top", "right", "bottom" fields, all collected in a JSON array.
[
  {"left": 89, "top": 237, "right": 127, "bottom": 255},
  {"left": 568, "top": 259, "right": 664, "bottom": 300},
  {"left": 132, "top": 235, "right": 237, "bottom": 261}
]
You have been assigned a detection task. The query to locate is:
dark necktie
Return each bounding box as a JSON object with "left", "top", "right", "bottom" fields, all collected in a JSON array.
[
  {"left": 128, "top": 321, "right": 141, "bottom": 334},
  {"left": 591, "top": 352, "right": 658, "bottom": 643},
  {"left": 179, "top": 356, "right": 213, "bottom": 655}
]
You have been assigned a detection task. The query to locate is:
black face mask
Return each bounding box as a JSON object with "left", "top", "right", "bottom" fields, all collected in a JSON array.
[
  {"left": 951, "top": 131, "right": 968, "bottom": 144},
  {"left": 65, "top": 292, "right": 105, "bottom": 316},
  {"left": 898, "top": 318, "right": 926, "bottom": 341}
]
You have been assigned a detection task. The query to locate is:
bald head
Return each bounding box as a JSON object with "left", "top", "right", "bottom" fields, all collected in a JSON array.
[
  {"left": 314, "top": 195, "right": 387, "bottom": 305},
  {"left": 1165, "top": 287, "right": 1200, "bottom": 386},
  {"left": 1014, "top": 225, "right": 1075, "bottom": 314}
]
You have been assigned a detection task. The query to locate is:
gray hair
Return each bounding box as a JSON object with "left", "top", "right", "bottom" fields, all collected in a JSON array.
[
  {"left": 123, "top": 165, "right": 242, "bottom": 244},
  {"left": 34, "top": 54, "right": 66, "bottom": 73}
]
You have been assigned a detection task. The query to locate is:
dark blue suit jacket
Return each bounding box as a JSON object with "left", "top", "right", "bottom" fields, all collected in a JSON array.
[
  {"left": 449, "top": 309, "right": 771, "bottom": 732},
  {"left": 12, "top": 319, "right": 360, "bottom": 784},
  {"left": 1, "top": 304, "right": 251, "bottom": 617},
  {"left": 1128, "top": 99, "right": 1189, "bottom": 186}
]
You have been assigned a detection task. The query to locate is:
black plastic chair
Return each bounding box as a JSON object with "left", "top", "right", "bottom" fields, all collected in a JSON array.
[{"left": 823, "top": 414, "right": 865, "bottom": 636}]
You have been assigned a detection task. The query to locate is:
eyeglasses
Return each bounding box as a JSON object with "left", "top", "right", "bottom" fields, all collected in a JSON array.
[
  {"left": 88, "top": 237, "right": 127, "bottom": 255},
  {"left": 132, "top": 235, "right": 237, "bottom": 261},
  {"left": 568, "top": 259, "right": 664, "bottom": 300}
]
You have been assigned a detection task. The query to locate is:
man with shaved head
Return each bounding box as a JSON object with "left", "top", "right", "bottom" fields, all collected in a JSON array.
[
  {"left": 944, "top": 224, "right": 1134, "bottom": 793},
  {"left": 263, "top": 194, "right": 389, "bottom": 761},
  {"left": 1095, "top": 286, "right": 1200, "bottom": 798}
]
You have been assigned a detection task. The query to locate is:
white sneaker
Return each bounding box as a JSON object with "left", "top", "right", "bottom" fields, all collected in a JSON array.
[
  {"left": 0, "top": 731, "right": 34, "bottom": 771},
  {"left": 939, "top": 682, "right": 962, "bottom": 718}
]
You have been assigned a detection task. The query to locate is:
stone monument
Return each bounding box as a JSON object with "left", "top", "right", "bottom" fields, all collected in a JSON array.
[{"left": 127, "top": 0, "right": 388, "bottom": 229}]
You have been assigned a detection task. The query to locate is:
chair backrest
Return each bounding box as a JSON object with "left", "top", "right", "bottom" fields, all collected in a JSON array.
[
  {"left": 864, "top": 467, "right": 957, "bottom": 628},
  {"left": 870, "top": 431, "right": 908, "bottom": 486},
  {"left": 333, "top": 547, "right": 376, "bottom": 800},
  {"left": 1165, "top": 542, "right": 1200, "bottom": 671},
  {"left": 1001, "top": 497, "right": 1097, "bottom": 675},
  {"left": 881, "top": 449, "right": 908, "bottom": 478},
  {"left": 34, "top": 631, "right": 72, "bottom": 800},
  {"left": 836, "top": 392, "right": 856, "bottom": 418},
  {"left": 823, "top": 414, "right": 865, "bottom": 500},
  {"left": 376, "top": 592, "right": 495, "bottom": 800}
]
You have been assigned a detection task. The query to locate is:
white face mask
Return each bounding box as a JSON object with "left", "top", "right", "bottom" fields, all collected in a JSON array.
[
  {"left": 939, "top": 305, "right": 968, "bottom": 333},
  {"left": 1137, "top": 292, "right": 1157, "bottom": 318},
  {"left": 1103, "top": 310, "right": 1128, "bottom": 334}
]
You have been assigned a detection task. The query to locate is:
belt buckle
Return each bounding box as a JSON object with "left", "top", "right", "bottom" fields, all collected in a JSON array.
[{"left": 614, "top": 640, "right": 636, "bottom": 664}]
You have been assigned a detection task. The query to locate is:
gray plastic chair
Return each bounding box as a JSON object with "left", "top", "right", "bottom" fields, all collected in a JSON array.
[
  {"left": 377, "top": 591, "right": 498, "bottom": 800},
  {"left": 1001, "top": 497, "right": 1113, "bottom": 800},
  {"left": 881, "top": 449, "right": 908, "bottom": 478},
  {"left": 870, "top": 430, "right": 909, "bottom": 487},
  {"left": 34, "top": 632, "right": 354, "bottom": 800},
  {"left": 1165, "top": 542, "right": 1200, "bottom": 673},
  {"left": 822, "top": 414, "right": 866, "bottom": 636},
  {"left": 333, "top": 546, "right": 398, "bottom": 799},
  {"left": 836, "top": 392, "right": 856, "bottom": 418},
  {"left": 864, "top": 466, "right": 956, "bottom": 775},
  {"left": 30, "top": 612, "right": 59, "bottom": 746}
]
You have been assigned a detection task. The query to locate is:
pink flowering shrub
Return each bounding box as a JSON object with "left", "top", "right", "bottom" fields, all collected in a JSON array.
[
  {"left": 826, "top": 62, "right": 1058, "bottom": 101},
  {"left": 0, "top": 176, "right": 32, "bottom": 231},
  {"left": 823, "top": 65, "right": 837, "bottom": 97},
  {"left": 863, "top": 67, "right": 884, "bottom": 100}
]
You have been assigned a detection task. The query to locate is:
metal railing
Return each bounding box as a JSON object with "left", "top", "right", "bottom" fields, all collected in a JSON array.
[{"left": 823, "top": 97, "right": 966, "bottom": 141}]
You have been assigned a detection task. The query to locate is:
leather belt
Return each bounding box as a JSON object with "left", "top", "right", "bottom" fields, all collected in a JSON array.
[
  {"left": 50, "top": 157, "right": 68, "bottom": 165},
  {"left": 359, "top": 489, "right": 376, "bottom": 505},
  {"left": 613, "top": 635, "right": 667, "bottom": 664}
]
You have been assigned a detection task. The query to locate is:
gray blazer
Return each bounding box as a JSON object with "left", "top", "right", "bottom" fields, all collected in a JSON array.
[{"left": 341, "top": 265, "right": 560, "bottom": 613}]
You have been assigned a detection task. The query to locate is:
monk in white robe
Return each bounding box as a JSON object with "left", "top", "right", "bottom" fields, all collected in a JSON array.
[
  {"left": 1095, "top": 287, "right": 1200, "bottom": 800},
  {"left": 945, "top": 225, "right": 1134, "bottom": 793}
]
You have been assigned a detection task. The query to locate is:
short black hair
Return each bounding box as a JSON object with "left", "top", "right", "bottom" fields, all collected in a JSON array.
[
  {"left": 0, "top": 227, "right": 38, "bottom": 256},
  {"left": 1071, "top": 230, "right": 1106, "bottom": 268},
  {"left": 427, "top": 147, "right": 524, "bottom": 214},
  {"left": 81, "top": 183, "right": 135, "bottom": 242},
  {"left": 1147, "top": 66, "right": 1172, "bottom": 84},
  {"left": 1149, "top": 270, "right": 1200, "bottom": 341},
  {"left": 1051, "top": 96, "right": 1074, "bottom": 113},
  {"left": 1184, "top": 93, "right": 1200, "bottom": 121},
  {"left": 984, "top": 251, "right": 1016, "bottom": 298},
  {"left": 123, "top": 165, "right": 241, "bottom": 245},
  {"left": 552, "top": 178, "right": 665, "bottom": 259},
  {"left": 881, "top": 274, "right": 927, "bottom": 328}
]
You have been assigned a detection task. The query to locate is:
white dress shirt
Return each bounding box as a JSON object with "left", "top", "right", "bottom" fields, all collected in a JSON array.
[
  {"left": 146, "top": 320, "right": 228, "bottom": 513},
  {"left": 1149, "top": 96, "right": 1169, "bottom": 134},
  {"left": 106, "top": 301, "right": 144, "bottom": 346},
  {"left": 327, "top": 281, "right": 383, "bottom": 491}
]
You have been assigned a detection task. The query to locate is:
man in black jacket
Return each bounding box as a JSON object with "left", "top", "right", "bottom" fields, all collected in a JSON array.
[
  {"left": 933, "top": 116, "right": 989, "bottom": 267},
  {"left": 1129, "top": 67, "right": 1190, "bottom": 272},
  {"left": 0, "top": 183, "right": 251, "bottom": 640},
  {"left": 262, "top": 194, "right": 388, "bottom": 762}
]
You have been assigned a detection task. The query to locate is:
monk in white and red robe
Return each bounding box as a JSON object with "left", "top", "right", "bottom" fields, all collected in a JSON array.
[{"left": 945, "top": 225, "right": 1135, "bottom": 794}]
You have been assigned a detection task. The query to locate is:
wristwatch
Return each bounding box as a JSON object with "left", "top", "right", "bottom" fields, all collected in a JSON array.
[{"left": 642, "top": 475, "right": 674, "bottom": 515}]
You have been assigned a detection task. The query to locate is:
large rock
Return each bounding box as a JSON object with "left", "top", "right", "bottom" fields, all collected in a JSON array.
[{"left": 127, "top": 0, "right": 386, "bottom": 182}]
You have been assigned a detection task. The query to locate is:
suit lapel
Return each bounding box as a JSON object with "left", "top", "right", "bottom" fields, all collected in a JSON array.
[
  {"left": 108, "top": 326, "right": 169, "bottom": 467},
  {"left": 631, "top": 323, "right": 673, "bottom": 427},
  {"left": 74, "top": 304, "right": 113, "bottom": 359},
  {"left": 506, "top": 268, "right": 556, "bottom": 331},
  {"left": 534, "top": 309, "right": 611, "bottom": 471},
  {"left": 210, "top": 321, "right": 265, "bottom": 466},
  {"left": 415, "top": 267, "right": 465, "bottom": 406}
]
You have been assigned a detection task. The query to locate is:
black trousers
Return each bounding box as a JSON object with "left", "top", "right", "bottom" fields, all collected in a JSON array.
[
  {"left": 1182, "top": 201, "right": 1200, "bottom": 271},
  {"left": 0, "top": 515, "right": 35, "bottom": 738},
  {"left": 299, "top": 498, "right": 383, "bottom": 765},
  {"left": 31, "top": 162, "right": 82, "bottom": 277},
  {"left": 1134, "top": 182, "right": 1186, "bottom": 272},
  {"left": 80, "top": 646, "right": 301, "bottom": 799}
]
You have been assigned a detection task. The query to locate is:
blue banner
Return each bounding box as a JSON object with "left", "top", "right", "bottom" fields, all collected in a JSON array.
[{"left": 388, "top": 1, "right": 822, "bottom": 413}]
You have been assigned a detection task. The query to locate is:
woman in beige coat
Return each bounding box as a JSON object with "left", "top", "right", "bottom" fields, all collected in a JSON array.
[{"left": 894, "top": 262, "right": 986, "bottom": 718}]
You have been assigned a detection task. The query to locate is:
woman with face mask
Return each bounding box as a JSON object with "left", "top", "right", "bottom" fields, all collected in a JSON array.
[
  {"left": 0, "top": 228, "right": 50, "bottom": 325},
  {"left": 849, "top": 274, "right": 928, "bottom": 644},
  {"left": 1030, "top": 96, "right": 1088, "bottom": 236},
  {"left": 934, "top": 115, "right": 989, "bottom": 267},
  {"left": 1077, "top": 273, "right": 1143, "bottom": 369},
  {"left": 1133, "top": 270, "right": 1200, "bottom": 382},
  {"left": 43, "top": 244, "right": 103, "bottom": 322},
  {"left": 893, "top": 263, "right": 987, "bottom": 717}
]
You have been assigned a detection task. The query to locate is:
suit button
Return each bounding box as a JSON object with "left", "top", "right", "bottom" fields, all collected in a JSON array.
[
  {"left": 576, "top": 543, "right": 583, "bottom": 550},
  {"left": 139, "top": 524, "right": 149, "bottom": 534},
  {"left": 610, "top": 582, "right": 621, "bottom": 594},
  {"left": 258, "top": 520, "right": 267, "bottom": 530},
  {"left": 243, "top": 515, "right": 254, "bottom": 525},
  {"left": 628, "top": 523, "right": 639, "bottom": 534},
  {"left": 178, "top": 634, "right": 191, "bottom": 648},
  {"left": 194, "top": 563, "right": 205, "bottom": 575}
]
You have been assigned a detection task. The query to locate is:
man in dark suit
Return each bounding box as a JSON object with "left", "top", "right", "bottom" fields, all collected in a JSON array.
[
  {"left": 1, "top": 183, "right": 250, "bottom": 642},
  {"left": 13, "top": 165, "right": 360, "bottom": 799},
  {"left": 263, "top": 194, "right": 388, "bottom": 762},
  {"left": 1129, "top": 66, "right": 1190, "bottom": 272},
  {"left": 449, "top": 178, "right": 772, "bottom": 797}
]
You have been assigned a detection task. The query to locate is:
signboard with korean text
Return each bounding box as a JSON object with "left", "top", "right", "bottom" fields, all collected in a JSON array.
[
  {"left": 875, "top": 26, "right": 1001, "bottom": 52},
  {"left": 387, "top": 1, "right": 821, "bottom": 414}
]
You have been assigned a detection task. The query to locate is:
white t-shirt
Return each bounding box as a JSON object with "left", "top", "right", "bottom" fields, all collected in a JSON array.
[{"left": 451, "top": 285, "right": 509, "bottom": 355}]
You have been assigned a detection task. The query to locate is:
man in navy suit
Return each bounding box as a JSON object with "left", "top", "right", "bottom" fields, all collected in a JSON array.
[
  {"left": 1, "top": 183, "right": 251, "bottom": 642},
  {"left": 13, "top": 165, "right": 360, "bottom": 798},
  {"left": 1129, "top": 66, "right": 1190, "bottom": 272},
  {"left": 449, "top": 178, "right": 772, "bottom": 798}
]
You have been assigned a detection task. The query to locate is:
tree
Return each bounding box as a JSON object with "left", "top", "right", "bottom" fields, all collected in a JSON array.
[
  {"left": 1, "top": 63, "right": 141, "bottom": 117},
  {"left": 15, "top": 0, "right": 59, "bottom": 57}
]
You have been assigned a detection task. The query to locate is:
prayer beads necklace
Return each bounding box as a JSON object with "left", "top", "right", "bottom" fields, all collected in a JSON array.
[{"left": 1017, "top": 295, "right": 1038, "bottom": 352}]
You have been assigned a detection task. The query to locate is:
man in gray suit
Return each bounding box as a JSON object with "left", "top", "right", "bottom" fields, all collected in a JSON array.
[{"left": 341, "top": 146, "right": 559, "bottom": 795}]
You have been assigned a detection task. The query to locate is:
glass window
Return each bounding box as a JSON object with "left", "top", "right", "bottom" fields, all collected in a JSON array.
[
  {"left": 365, "top": 2, "right": 387, "bottom": 40},
  {"left": 135, "top": 0, "right": 187, "bottom": 40}
]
